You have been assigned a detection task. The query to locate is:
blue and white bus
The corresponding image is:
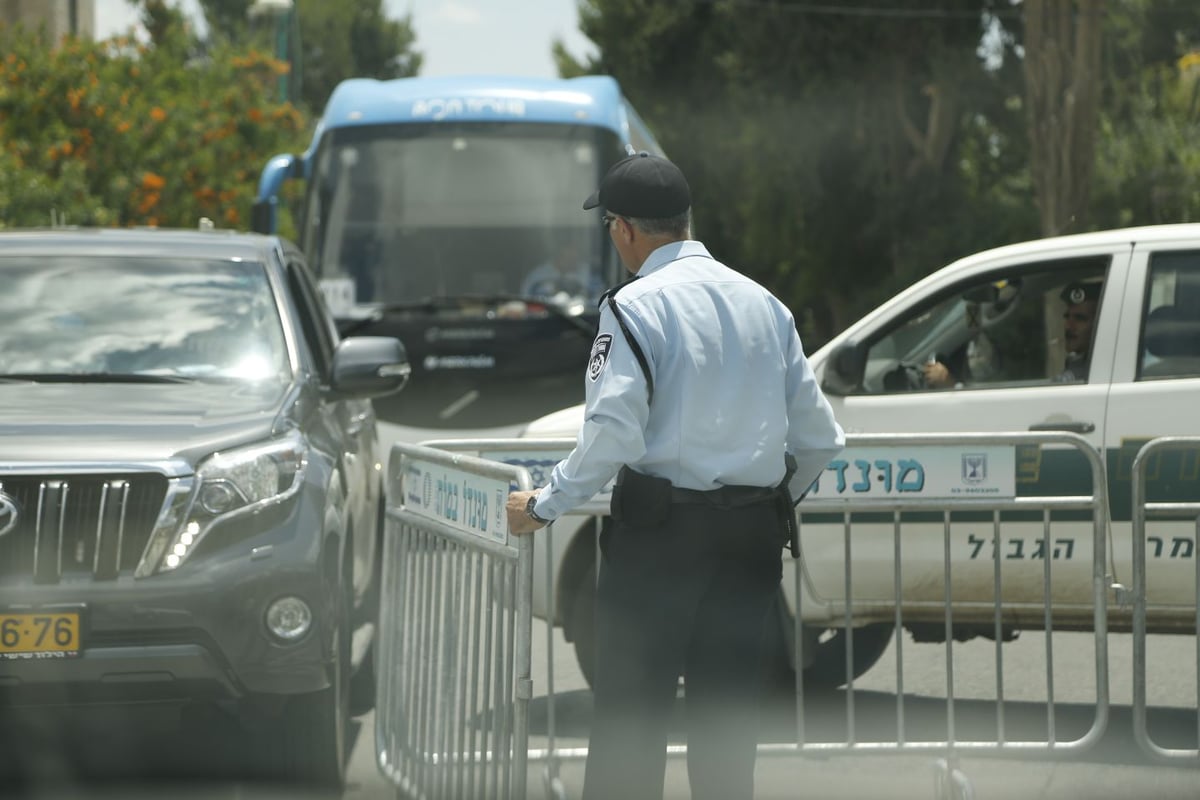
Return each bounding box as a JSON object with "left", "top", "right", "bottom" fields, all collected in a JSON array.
[{"left": 253, "top": 75, "right": 665, "bottom": 441}]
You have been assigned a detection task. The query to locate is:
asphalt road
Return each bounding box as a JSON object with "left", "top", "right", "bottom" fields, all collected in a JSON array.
[
  {"left": 346, "top": 622, "right": 1200, "bottom": 800},
  {"left": 1, "top": 622, "right": 1198, "bottom": 799}
]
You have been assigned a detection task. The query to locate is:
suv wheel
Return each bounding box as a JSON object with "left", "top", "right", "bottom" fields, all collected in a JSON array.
[
  {"left": 350, "top": 501, "right": 385, "bottom": 717},
  {"left": 253, "top": 584, "right": 351, "bottom": 788},
  {"left": 349, "top": 640, "right": 377, "bottom": 717}
]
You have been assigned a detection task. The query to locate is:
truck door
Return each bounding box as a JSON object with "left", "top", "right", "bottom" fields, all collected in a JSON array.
[
  {"left": 804, "top": 244, "right": 1130, "bottom": 623},
  {"left": 1103, "top": 241, "right": 1200, "bottom": 626}
]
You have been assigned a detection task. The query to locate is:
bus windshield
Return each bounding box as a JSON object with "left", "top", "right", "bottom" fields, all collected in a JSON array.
[{"left": 302, "top": 122, "right": 624, "bottom": 310}]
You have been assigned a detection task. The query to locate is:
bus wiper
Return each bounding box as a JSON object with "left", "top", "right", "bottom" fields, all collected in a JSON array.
[
  {"left": 0, "top": 372, "right": 198, "bottom": 384},
  {"left": 341, "top": 295, "right": 598, "bottom": 336},
  {"left": 467, "top": 294, "right": 599, "bottom": 335}
]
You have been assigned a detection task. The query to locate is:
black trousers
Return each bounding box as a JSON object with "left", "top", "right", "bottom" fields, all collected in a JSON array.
[{"left": 581, "top": 500, "right": 784, "bottom": 800}]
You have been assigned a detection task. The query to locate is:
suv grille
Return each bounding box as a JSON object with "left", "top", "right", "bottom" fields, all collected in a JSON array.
[{"left": 0, "top": 475, "right": 169, "bottom": 583}]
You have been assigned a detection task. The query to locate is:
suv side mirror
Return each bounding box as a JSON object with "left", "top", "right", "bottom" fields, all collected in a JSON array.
[
  {"left": 330, "top": 336, "right": 411, "bottom": 399},
  {"left": 822, "top": 341, "right": 866, "bottom": 396},
  {"left": 250, "top": 199, "right": 274, "bottom": 234}
]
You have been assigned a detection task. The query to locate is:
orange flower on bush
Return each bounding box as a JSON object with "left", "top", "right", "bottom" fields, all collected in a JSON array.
[
  {"left": 141, "top": 172, "right": 166, "bottom": 191},
  {"left": 138, "top": 192, "right": 160, "bottom": 214},
  {"left": 150, "top": 107, "right": 167, "bottom": 122}
]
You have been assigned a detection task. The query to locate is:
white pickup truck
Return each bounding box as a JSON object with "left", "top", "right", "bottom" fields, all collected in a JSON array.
[{"left": 518, "top": 223, "right": 1200, "bottom": 687}]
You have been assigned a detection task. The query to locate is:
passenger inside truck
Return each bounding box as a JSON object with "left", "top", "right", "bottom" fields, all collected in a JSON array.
[{"left": 865, "top": 260, "right": 1109, "bottom": 393}]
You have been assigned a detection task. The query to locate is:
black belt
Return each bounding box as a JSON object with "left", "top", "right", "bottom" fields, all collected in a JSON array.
[
  {"left": 669, "top": 484, "right": 777, "bottom": 509},
  {"left": 614, "top": 461, "right": 801, "bottom": 558}
]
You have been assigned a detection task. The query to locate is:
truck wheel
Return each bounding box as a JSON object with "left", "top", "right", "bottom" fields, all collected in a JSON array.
[
  {"left": 762, "top": 597, "right": 893, "bottom": 691},
  {"left": 798, "top": 623, "right": 894, "bottom": 688},
  {"left": 569, "top": 570, "right": 598, "bottom": 688},
  {"left": 566, "top": 566, "right": 892, "bottom": 692}
]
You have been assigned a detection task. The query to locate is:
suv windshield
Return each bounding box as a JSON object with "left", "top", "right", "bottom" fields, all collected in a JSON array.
[{"left": 0, "top": 256, "right": 290, "bottom": 381}]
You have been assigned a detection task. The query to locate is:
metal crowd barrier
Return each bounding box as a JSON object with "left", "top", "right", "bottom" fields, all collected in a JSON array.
[
  {"left": 414, "top": 438, "right": 605, "bottom": 800},
  {"left": 781, "top": 431, "right": 1110, "bottom": 800},
  {"left": 377, "top": 431, "right": 1112, "bottom": 799},
  {"left": 375, "top": 441, "right": 536, "bottom": 800},
  {"left": 1131, "top": 435, "right": 1200, "bottom": 764}
]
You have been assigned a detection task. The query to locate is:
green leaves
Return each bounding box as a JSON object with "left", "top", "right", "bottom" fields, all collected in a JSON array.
[
  {"left": 568, "top": 1, "right": 1200, "bottom": 345},
  {"left": 0, "top": 16, "right": 309, "bottom": 231}
]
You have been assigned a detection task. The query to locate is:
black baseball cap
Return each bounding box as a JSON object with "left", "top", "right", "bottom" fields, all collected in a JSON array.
[
  {"left": 1060, "top": 281, "right": 1102, "bottom": 305},
  {"left": 583, "top": 152, "right": 691, "bottom": 218}
]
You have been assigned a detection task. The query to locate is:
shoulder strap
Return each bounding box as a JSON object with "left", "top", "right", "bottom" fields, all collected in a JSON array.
[{"left": 600, "top": 279, "right": 654, "bottom": 405}]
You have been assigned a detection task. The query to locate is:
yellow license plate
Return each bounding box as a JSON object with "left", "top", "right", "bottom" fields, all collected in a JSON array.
[{"left": 0, "top": 611, "right": 82, "bottom": 659}]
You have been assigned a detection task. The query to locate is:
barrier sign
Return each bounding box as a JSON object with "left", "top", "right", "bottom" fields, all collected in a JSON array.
[
  {"left": 479, "top": 445, "right": 1014, "bottom": 503},
  {"left": 808, "top": 445, "right": 1016, "bottom": 499},
  {"left": 403, "top": 456, "right": 509, "bottom": 541}
]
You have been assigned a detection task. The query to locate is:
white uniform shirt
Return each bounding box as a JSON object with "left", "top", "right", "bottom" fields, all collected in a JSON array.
[{"left": 534, "top": 240, "right": 844, "bottom": 521}]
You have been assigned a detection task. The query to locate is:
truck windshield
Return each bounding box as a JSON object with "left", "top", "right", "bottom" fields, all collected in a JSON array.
[{"left": 301, "top": 122, "right": 622, "bottom": 312}]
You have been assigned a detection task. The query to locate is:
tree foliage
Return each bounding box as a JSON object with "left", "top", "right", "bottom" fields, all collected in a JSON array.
[
  {"left": 1022, "top": 0, "right": 1104, "bottom": 236},
  {"left": 1090, "top": 0, "right": 1200, "bottom": 227},
  {"left": 560, "top": 0, "right": 1200, "bottom": 343},
  {"left": 0, "top": 2, "right": 308, "bottom": 231},
  {"left": 561, "top": 0, "right": 1032, "bottom": 339},
  {"left": 193, "top": 0, "right": 421, "bottom": 113}
]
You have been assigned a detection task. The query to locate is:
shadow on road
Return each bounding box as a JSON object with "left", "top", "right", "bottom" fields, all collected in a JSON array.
[
  {"left": 0, "top": 703, "right": 371, "bottom": 799},
  {"left": 526, "top": 685, "right": 1200, "bottom": 770}
]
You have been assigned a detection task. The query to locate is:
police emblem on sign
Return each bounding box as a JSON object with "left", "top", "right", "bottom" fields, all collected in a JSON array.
[
  {"left": 588, "top": 334, "right": 612, "bottom": 381},
  {"left": 961, "top": 453, "right": 987, "bottom": 484}
]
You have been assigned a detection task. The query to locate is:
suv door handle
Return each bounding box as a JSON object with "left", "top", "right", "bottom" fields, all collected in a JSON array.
[{"left": 1029, "top": 421, "right": 1096, "bottom": 434}]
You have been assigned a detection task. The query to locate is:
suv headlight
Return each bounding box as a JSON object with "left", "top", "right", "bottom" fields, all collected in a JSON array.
[
  {"left": 194, "top": 431, "right": 307, "bottom": 517},
  {"left": 138, "top": 430, "right": 308, "bottom": 575}
]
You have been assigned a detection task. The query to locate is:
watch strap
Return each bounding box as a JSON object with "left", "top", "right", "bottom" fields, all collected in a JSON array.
[{"left": 525, "top": 495, "right": 549, "bottom": 524}]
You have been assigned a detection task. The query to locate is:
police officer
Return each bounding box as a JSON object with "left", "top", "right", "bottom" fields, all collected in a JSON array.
[
  {"left": 506, "top": 153, "right": 844, "bottom": 800},
  {"left": 1057, "top": 280, "right": 1101, "bottom": 382}
]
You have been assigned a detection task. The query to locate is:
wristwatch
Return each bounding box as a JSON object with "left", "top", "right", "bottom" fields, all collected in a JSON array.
[{"left": 525, "top": 496, "right": 550, "bottom": 525}]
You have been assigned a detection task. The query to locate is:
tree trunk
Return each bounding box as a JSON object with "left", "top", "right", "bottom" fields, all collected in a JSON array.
[{"left": 1022, "top": 0, "right": 1105, "bottom": 237}]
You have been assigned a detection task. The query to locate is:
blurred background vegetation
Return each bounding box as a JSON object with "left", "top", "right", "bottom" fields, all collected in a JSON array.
[{"left": 3, "top": 0, "right": 1200, "bottom": 343}]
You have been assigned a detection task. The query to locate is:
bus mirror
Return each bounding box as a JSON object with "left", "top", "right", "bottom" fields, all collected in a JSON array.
[{"left": 822, "top": 341, "right": 866, "bottom": 396}]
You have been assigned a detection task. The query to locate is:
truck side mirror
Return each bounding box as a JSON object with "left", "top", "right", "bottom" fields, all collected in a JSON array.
[{"left": 822, "top": 341, "right": 866, "bottom": 396}]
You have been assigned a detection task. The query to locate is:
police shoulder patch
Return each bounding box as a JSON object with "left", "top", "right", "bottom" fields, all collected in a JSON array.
[{"left": 588, "top": 333, "right": 613, "bottom": 381}]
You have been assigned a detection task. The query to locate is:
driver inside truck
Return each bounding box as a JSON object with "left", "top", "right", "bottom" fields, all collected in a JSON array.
[
  {"left": 922, "top": 288, "right": 1008, "bottom": 389},
  {"left": 1054, "top": 280, "right": 1101, "bottom": 382}
]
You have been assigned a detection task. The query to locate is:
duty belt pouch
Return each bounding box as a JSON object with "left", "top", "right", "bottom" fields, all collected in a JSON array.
[
  {"left": 610, "top": 466, "right": 672, "bottom": 527},
  {"left": 777, "top": 453, "right": 801, "bottom": 558}
]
